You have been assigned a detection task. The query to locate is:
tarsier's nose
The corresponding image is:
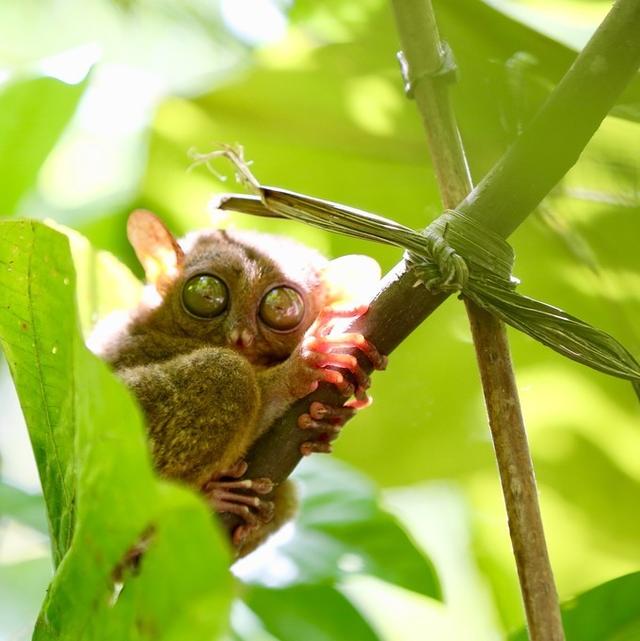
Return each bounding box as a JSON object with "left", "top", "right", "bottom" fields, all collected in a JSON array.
[{"left": 229, "top": 327, "right": 254, "bottom": 349}]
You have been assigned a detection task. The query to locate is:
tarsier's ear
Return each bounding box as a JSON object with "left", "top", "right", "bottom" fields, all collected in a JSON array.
[
  {"left": 322, "top": 255, "right": 381, "bottom": 307},
  {"left": 127, "top": 210, "right": 184, "bottom": 290}
]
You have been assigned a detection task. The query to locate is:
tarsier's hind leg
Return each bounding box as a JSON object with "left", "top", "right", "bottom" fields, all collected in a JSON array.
[
  {"left": 119, "top": 347, "right": 263, "bottom": 484},
  {"left": 121, "top": 348, "right": 281, "bottom": 539}
]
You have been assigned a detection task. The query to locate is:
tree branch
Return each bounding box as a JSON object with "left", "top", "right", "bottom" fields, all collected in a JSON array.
[{"left": 221, "top": 0, "right": 640, "bottom": 559}]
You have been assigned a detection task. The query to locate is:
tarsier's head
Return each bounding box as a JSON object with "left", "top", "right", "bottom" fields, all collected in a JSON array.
[{"left": 128, "top": 210, "right": 380, "bottom": 365}]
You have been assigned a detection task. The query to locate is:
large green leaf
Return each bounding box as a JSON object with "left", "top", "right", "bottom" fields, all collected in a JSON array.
[
  {"left": 511, "top": 572, "right": 640, "bottom": 641},
  {"left": 0, "top": 221, "right": 77, "bottom": 564},
  {"left": 0, "top": 221, "right": 233, "bottom": 640},
  {"left": 244, "top": 583, "right": 382, "bottom": 641},
  {"left": 0, "top": 76, "right": 86, "bottom": 216}
]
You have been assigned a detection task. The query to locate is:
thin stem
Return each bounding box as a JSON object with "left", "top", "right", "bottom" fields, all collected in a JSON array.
[
  {"left": 467, "top": 306, "right": 564, "bottom": 639},
  {"left": 390, "top": 2, "right": 564, "bottom": 639}
]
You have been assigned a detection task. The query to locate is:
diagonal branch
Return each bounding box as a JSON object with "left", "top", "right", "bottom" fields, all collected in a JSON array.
[{"left": 220, "top": 0, "right": 640, "bottom": 545}]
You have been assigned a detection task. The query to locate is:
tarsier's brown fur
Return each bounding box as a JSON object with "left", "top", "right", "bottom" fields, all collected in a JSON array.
[{"left": 92, "top": 210, "right": 380, "bottom": 555}]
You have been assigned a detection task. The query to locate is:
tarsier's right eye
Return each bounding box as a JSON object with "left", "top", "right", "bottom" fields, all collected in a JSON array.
[
  {"left": 259, "top": 286, "right": 305, "bottom": 331},
  {"left": 182, "top": 274, "right": 228, "bottom": 318}
]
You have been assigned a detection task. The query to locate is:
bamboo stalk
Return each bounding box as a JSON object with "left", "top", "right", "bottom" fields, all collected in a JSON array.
[{"left": 389, "top": 1, "right": 564, "bottom": 638}]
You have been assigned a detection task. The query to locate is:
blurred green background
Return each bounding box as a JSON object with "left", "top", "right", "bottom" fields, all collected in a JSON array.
[{"left": 1, "top": 0, "right": 639, "bottom": 639}]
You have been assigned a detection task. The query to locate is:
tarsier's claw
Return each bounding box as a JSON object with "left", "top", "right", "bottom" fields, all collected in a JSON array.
[
  {"left": 305, "top": 333, "right": 387, "bottom": 372},
  {"left": 344, "top": 395, "right": 373, "bottom": 410}
]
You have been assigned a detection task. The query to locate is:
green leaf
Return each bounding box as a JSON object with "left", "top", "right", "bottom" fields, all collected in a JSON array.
[
  {"left": 0, "top": 221, "right": 233, "bottom": 640},
  {"left": 241, "top": 457, "right": 441, "bottom": 601},
  {"left": 510, "top": 572, "right": 640, "bottom": 641},
  {"left": 0, "top": 76, "right": 86, "bottom": 216},
  {"left": 244, "top": 583, "right": 382, "bottom": 641},
  {"left": 299, "top": 458, "right": 441, "bottom": 599},
  {"left": 0, "top": 221, "right": 77, "bottom": 564},
  {"left": 0, "top": 481, "right": 48, "bottom": 534}
]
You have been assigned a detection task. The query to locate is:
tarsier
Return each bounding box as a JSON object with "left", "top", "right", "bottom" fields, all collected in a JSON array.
[{"left": 91, "top": 210, "right": 386, "bottom": 555}]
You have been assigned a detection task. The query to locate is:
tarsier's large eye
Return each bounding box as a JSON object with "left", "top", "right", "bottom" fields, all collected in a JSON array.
[
  {"left": 259, "top": 286, "right": 305, "bottom": 331},
  {"left": 182, "top": 274, "right": 228, "bottom": 318}
]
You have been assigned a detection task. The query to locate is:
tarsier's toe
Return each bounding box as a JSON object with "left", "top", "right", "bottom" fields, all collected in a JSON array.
[
  {"left": 300, "top": 439, "right": 333, "bottom": 456},
  {"left": 232, "top": 523, "right": 257, "bottom": 546},
  {"left": 298, "top": 402, "right": 357, "bottom": 456},
  {"left": 222, "top": 459, "right": 249, "bottom": 479},
  {"left": 203, "top": 474, "right": 276, "bottom": 528}
]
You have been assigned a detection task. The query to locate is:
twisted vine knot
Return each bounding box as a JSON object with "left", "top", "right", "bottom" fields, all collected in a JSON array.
[{"left": 405, "top": 209, "right": 515, "bottom": 294}]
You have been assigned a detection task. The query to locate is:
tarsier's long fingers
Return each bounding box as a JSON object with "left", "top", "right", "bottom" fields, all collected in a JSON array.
[
  {"left": 300, "top": 303, "right": 388, "bottom": 426},
  {"left": 298, "top": 401, "right": 357, "bottom": 456},
  {"left": 309, "top": 304, "right": 369, "bottom": 338},
  {"left": 307, "top": 333, "right": 388, "bottom": 370},
  {"left": 301, "top": 353, "right": 355, "bottom": 397},
  {"left": 304, "top": 330, "right": 387, "bottom": 405},
  {"left": 304, "top": 338, "right": 370, "bottom": 394},
  {"left": 205, "top": 477, "right": 273, "bottom": 494}
]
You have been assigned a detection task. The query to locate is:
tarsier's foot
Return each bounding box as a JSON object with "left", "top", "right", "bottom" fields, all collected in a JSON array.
[
  {"left": 201, "top": 462, "right": 275, "bottom": 540},
  {"left": 297, "top": 305, "right": 388, "bottom": 455}
]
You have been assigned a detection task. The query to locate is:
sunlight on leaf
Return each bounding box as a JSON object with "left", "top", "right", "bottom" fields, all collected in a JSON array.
[{"left": 0, "top": 76, "right": 86, "bottom": 216}]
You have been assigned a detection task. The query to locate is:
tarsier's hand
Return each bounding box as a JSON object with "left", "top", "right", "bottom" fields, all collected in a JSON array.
[{"left": 291, "top": 304, "right": 388, "bottom": 455}]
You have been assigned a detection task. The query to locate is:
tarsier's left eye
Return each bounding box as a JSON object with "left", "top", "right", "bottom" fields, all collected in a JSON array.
[
  {"left": 259, "top": 286, "right": 305, "bottom": 331},
  {"left": 182, "top": 274, "right": 228, "bottom": 318}
]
